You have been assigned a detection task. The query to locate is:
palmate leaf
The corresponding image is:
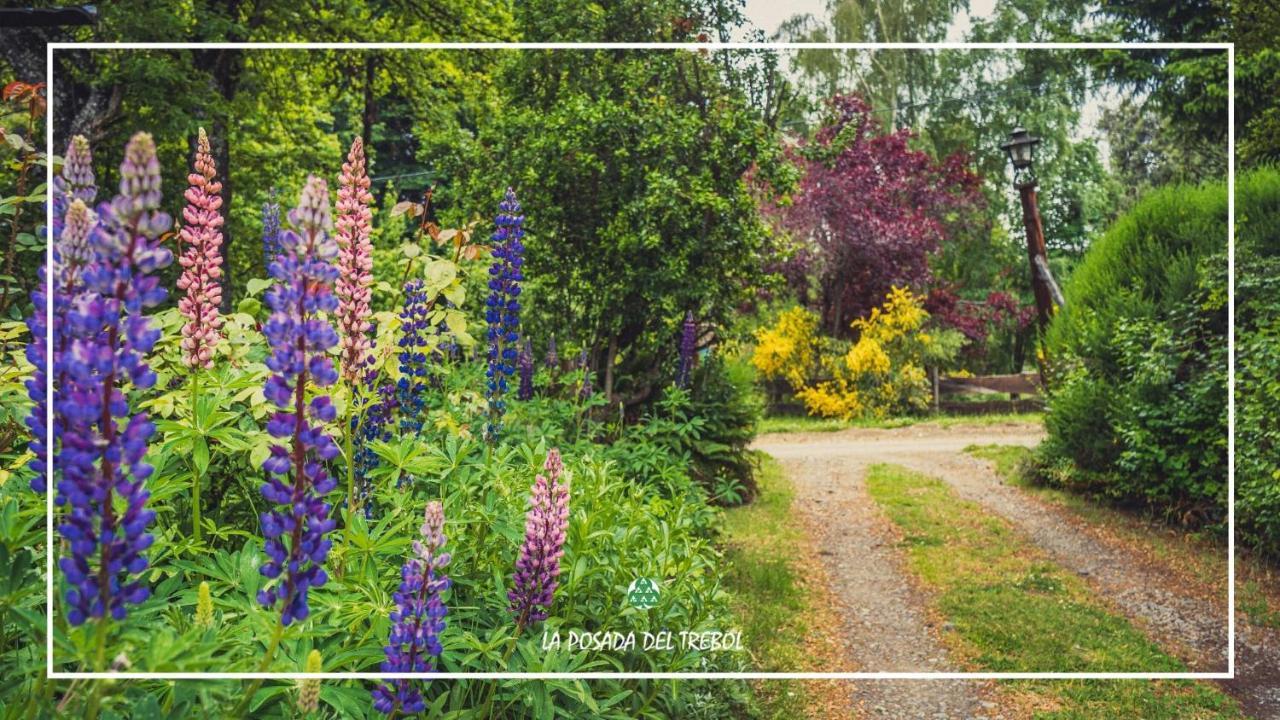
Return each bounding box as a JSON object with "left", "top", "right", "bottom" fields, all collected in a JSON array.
[{"left": 320, "top": 685, "right": 371, "bottom": 718}]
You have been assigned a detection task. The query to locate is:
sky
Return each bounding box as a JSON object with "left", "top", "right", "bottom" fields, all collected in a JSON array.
[
  {"left": 737, "top": 0, "right": 1113, "bottom": 160},
  {"left": 740, "top": 0, "right": 1000, "bottom": 39}
]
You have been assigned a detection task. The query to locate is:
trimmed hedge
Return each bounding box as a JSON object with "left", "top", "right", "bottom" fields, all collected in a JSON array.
[
  {"left": 1236, "top": 168, "right": 1280, "bottom": 552},
  {"left": 1038, "top": 169, "right": 1280, "bottom": 551}
]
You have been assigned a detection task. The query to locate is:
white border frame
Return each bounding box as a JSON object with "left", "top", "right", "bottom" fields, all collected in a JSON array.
[{"left": 44, "top": 40, "right": 1235, "bottom": 681}]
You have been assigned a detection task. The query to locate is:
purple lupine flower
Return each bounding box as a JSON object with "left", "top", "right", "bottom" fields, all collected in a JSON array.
[
  {"left": 353, "top": 368, "right": 398, "bottom": 516},
  {"left": 25, "top": 197, "right": 95, "bottom": 492},
  {"left": 262, "top": 188, "right": 282, "bottom": 265},
  {"left": 545, "top": 334, "right": 558, "bottom": 370},
  {"left": 577, "top": 350, "right": 593, "bottom": 400},
  {"left": 397, "top": 280, "right": 430, "bottom": 436},
  {"left": 51, "top": 135, "right": 97, "bottom": 245},
  {"left": 256, "top": 176, "right": 341, "bottom": 626},
  {"left": 335, "top": 137, "right": 374, "bottom": 382},
  {"left": 176, "top": 128, "right": 224, "bottom": 369},
  {"left": 56, "top": 132, "right": 172, "bottom": 625},
  {"left": 484, "top": 188, "right": 524, "bottom": 441},
  {"left": 27, "top": 137, "right": 96, "bottom": 493},
  {"left": 24, "top": 263, "right": 49, "bottom": 493},
  {"left": 373, "top": 501, "right": 451, "bottom": 716},
  {"left": 516, "top": 339, "right": 534, "bottom": 401},
  {"left": 508, "top": 449, "right": 570, "bottom": 626},
  {"left": 676, "top": 311, "right": 697, "bottom": 389}
]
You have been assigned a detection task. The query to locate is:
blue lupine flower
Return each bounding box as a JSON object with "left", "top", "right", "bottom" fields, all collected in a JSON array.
[
  {"left": 397, "top": 279, "right": 430, "bottom": 436},
  {"left": 484, "top": 188, "right": 524, "bottom": 440},
  {"left": 577, "top": 349, "right": 593, "bottom": 399},
  {"left": 56, "top": 133, "right": 170, "bottom": 626},
  {"left": 28, "top": 138, "right": 101, "bottom": 493},
  {"left": 262, "top": 188, "right": 282, "bottom": 265},
  {"left": 256, "top": 176, "right": 341, "bottom": 626},
  {"left": 373, "top": 501, "right": 450, "bottom": 715},
  {"left": 517, "top": 339, "right": 534, "bottom": 401},
  {"left": 677, "top": 311, "right": 697, "bottom": 389},
  {"left": 545, "top": 334, "right": 558, "bottom": 370},
  {"left": 352, "top": 367, "right": 397, "bottom": 516}
]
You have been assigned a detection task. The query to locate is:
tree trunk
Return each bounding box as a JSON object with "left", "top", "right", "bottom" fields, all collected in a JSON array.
[
  {"left": 198, "top": 45, "right": 245, "bottom": 309},
  {"left": 603, "top": 334, "right": 618, "bottom": 403},
  {"left": 362, "top": 54, "right": 377, "bottom": 154}
]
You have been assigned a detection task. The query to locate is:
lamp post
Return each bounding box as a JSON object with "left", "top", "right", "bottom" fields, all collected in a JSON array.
[
  {"left": 1001, "top": 127, "right": 1063, "bottom": 383},
  {"left": 998, "top": 128, "right": 1070, "bottom": 386}
]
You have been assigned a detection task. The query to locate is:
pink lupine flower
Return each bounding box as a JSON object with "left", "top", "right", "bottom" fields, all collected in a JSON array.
[
  {"left": 176, "top": 127, "right": 224, "bottom": 369},
  {"left": 335, "top": 136, "right": 374, "bottom": 382},
  {"left": 508, "top": 448, "right": 570, "bottom": 626}
]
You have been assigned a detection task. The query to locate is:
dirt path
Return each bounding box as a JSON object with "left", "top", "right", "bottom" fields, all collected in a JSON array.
[
  {"left": 755, "top": 433, "right": 1004, "bottom": 719},
  {"left": 754, "top": 421, "right": 1280, "bottom": 719}
]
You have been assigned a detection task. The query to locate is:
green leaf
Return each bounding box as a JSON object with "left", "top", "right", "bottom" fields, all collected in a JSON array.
[
  {"left": 245, "top": 278, "right": 273, "bottom": 297},
  {"left": 192, "top": 436, "right": 209, "bottom": 475}
]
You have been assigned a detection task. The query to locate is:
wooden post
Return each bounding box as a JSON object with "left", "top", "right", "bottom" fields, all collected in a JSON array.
[
  {"left": 1017, "top": 181, "right": 1060, "bottom": 388},
  {"left": 931, "top": 365, "right": 939, "bottom": 412},
  {"left": 1018, "top": 183, "right": 1054, "bottom": 336}
]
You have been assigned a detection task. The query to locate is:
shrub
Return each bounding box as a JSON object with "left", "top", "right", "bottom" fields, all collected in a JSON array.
[
  {"left": 751, "top": 306, "right": 818, "bottom": 392},
  {"left": 606, "top": 354, "right": 763, "bottom": 506},
  {"left": 1039, "top": 169, "right": 1280, "bottom": 546},
  {"left": 1236, "top": 167, "right": 1280, "bottom": 551},
  {"left": 796, "top": 286, "right": 940, "bottom": 419},
  {"left": 13, "top": 129, "right": 758, "bottom": 718}
]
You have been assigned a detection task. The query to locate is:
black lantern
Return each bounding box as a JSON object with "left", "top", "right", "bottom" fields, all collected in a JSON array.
[{"left": 1000, "top": 127, "right": 1040, "bottom": 171}]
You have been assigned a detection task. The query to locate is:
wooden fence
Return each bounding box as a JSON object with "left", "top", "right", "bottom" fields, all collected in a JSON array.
[{"left": 932, "top": 370, "right": 1043, "bottom": 414}]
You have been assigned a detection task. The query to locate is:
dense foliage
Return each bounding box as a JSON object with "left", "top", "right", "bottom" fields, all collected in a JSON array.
[
  {"left": 1035, "top": 172, "right": 1280, "bottom": 547},
  {"left": 760, "top": 94, "right": 984, "bottom": 338},
  {"left": 1234, "top": 168, "right": 1280, "bottom": 552},
  {"left": 752, "top": 288, "right": 963, "bottom": 420},
  {"left": 0, "top": 0, "right": 1264, "bottom": 714},
  {"left": 0, "top": 125, "right": 763, "bottom": 718}
]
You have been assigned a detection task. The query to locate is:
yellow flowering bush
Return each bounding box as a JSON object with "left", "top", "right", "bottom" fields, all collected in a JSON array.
[
  {"left": 752, "top": 306, "right": 819, "bottom": 390},
  {"left": 797, "top": 286, "right": 935, "bottom": 419}
]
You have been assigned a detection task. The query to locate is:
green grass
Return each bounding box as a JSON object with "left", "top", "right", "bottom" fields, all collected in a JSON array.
[
  {"left": 757, "top": 411, "right": 1043, "bottom": 435},
  {"left": 721, "top": 453, "right": 837, "bottom": 717},
  {"left": 864, "top": 463, "right": 1241, "bottom": 719},
  {"left": 965, "top": 444, "right": 1280, "bottom": 632}
]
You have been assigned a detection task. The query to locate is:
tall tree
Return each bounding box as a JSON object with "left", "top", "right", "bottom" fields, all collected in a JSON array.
[
  {"left": 441, "top": 0, "right": 786, "bottom": 405},
  {"left": 762, "top": 94, "right": 984, "bottom": 337}
]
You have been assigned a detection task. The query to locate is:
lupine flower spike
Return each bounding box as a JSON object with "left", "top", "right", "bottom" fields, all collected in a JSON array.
[
  {"left": 509, "top": 449, "right": 570, "bottom": 626},
  {"left": 545, "top": 333, "right": 558, "bottom": 370},
  {"left": 176, "top": 128, "right": 224, "bottom": 369},
  {"left": 335, "top": 136, "right": 374, "bottom": 381},
  {"left": 577, "top": 350, "right": 593, "bottom": 399},
  {"left": 257, "top": 176, "right": 341, "bottom": 626},
  {"left": 262, "top": 188, "right": 282, "bottom": 264},
  {"left": 517, "top": 339, "right": 534, "bottom": 401},
  {"left": 373, "top": 501, "right": 451, "bottom": 715},
  {"left": 57, "top": 132, "right": 172, "bottom": 625},
  {"left": 51, "top": 134, "right": 96, "bottom": 244},
  {"left": 677, "top": 311, "right": 696, "bottom": 389},
  {"left": 195, "top": 581, "right": 214, "bottom": 628},
  {"left": 298, "top": 649, "right": 323, "bottom": 714},
  {"left": 484, "top": 188, "right": 524, "bottom": 441},
  {"left": 397, "top": 280, "right": 430, "bottom": 437},
  {"left": 27, "top": 138, "right": 98, "bottom": 492}
]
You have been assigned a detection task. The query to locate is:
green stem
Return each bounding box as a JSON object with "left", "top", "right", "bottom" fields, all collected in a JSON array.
[
  {"left": 191, "top": 373, "right": 202, "bottom": 542},
  {"left": 23, "top": 665, "right": 46, "bottom": 719},
  {"left": 344, "top": 401, "right": 356, "bottom": 548},
  {"left": 85, "top": 619, "right": 109, "bottom": 719},
  {"left": 232, "top": 620, "right": 285, "bottom": 718},
  {"left": 481, "top": 626, "right": 523, "bottom": 718},
  {"left": 635, "top": 680, "right": 661, "bottom": 716}
]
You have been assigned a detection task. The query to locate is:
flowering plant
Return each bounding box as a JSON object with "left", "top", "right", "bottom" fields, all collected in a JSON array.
[{"left": 257, "top": 176, "right": 341, "bottom": 626}]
